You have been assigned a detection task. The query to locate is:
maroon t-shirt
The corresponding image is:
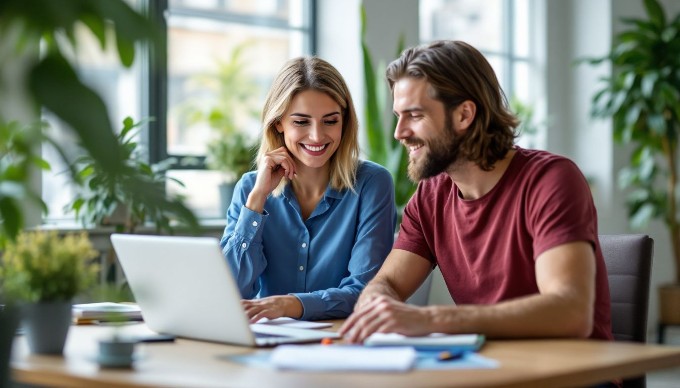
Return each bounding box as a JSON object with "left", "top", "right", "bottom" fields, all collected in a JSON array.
[{"left": 395, "top": 147, "right": 613, "bottom": 340}]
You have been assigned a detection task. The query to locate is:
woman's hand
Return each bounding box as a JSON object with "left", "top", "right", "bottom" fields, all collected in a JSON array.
[
  {"left": 242, "top": 295, "right": 303, "bottom": 322},
  {"left": 245, "top": 146, "right": 296, "bottom": 213}
]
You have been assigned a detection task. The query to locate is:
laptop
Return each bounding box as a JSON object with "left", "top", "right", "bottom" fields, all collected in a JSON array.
[{"left": 110, "top": 234, "right": 340, "bottom": 347}]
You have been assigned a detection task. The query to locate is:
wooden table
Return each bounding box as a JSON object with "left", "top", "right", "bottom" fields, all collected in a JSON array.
[{"left": 10, "top": 322, "right": 680, "bottom": 388}]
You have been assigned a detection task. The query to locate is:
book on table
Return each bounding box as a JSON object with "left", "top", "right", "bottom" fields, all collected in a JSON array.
[
  {"left": 363, "top": 333, "right": 485, "bottom": 352},
  {"left": 72, "top": 302, "right": 143, "bottom": 324}
]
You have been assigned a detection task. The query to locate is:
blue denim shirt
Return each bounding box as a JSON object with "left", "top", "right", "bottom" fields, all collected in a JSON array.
[{"left": 220, "top": 160, "right": 396, "bottom": 320}]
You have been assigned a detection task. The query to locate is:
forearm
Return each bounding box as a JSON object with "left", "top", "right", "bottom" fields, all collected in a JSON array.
[
  {"left": 429, "top": 292, "right": 594, "bottom": 338},
  {"left": 356, "top": 276, "right": 403, "bottom": 309}
]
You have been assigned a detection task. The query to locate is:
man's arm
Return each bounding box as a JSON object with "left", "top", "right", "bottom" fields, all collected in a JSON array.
[
  {"left": 341, "top": 241, "right": 596, "bottom": 342},
  {"left": 354, "top": 249, "right": 433, "bottom": 309}
]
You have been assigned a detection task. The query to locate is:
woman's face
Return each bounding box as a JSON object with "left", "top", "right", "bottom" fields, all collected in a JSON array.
[{"left": 276, "top": 89, "right": 343, "bottom": 169}]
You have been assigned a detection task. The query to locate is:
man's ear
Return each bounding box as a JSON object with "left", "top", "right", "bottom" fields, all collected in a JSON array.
[{"left": 452, "top": 100, "right": 476, "bottom": 132}]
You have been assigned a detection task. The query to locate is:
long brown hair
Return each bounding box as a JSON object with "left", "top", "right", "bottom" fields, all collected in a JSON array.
[
  {"left": 386, "top": 40, "right": 518, "bottom": 171},
  {"left": 258, "top": 57, "right": 359, "bottom": 195}
]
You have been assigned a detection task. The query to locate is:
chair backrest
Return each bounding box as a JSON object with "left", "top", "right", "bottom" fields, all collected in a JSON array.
[{"left": 599, "top": 234, "right": 654, "bottom": 343}]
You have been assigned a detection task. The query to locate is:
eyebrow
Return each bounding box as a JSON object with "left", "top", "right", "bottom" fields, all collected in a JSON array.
[
  {"left": 289, "top": 112, "right": 341, "bottom": 118},
  {"left": 394, "top": 107, "right": 424, "bottom": 115}
]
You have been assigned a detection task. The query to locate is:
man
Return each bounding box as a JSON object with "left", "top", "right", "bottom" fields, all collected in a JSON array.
[{"left": 340, "top": 40, "right": 612, "bottom": 343}]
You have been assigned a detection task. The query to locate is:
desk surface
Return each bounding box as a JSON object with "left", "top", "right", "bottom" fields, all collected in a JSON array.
[{"left": 11, "top": 321, "right": 680, "bottom": 388}]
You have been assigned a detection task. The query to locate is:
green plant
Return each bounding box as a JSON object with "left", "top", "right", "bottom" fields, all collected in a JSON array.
[
  {"left": 0, "top": 230, "right": 99, "bottom": 303},
  {"left": 360, "top": 5, "right": 415, "bottom": 215},
  {"left": 205, "top": 131, "right": 257, "bottom": 183},
  {"left": 0, "top": 121, "right": 50, "bottom": 245},
  {"left": 0, "top": 0, "right": 200, "bottom": 241},
  {"left": 588, "top": 0, "right": 680, "bottom": 282},
  {"left": 183, "top": 44, "right": 259, "bottom": 182},
  {"left": 66, "top": 117, "right": 189, "bottom": 234}
]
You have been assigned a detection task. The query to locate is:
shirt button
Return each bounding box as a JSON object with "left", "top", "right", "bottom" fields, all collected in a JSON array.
[
  {"left": 241, "top": 243, "right": 247, "bottom": 249},
  {"left": 299, "top": 266, "right": 304, "bottom": 271},
  {"left": 252, "top": 221, "right": 258, "bottom": 227},
  {"left": 301, "top": 243, "right": 307, "bottom": 248}
]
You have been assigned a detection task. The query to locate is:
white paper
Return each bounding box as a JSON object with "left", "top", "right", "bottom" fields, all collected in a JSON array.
[
  {"left": 270, "top": 345, "right": 416, "bottom": 371},
  {"left": 365, "top": 333, "right": 481, "bottom": 347},
  {"left": 255, "top": 317, "right": 333, "bottom": 329}
]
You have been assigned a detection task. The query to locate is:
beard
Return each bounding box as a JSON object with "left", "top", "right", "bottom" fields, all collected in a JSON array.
[{"left": 406, "top": 115, "right": 464, "bottom": 182}]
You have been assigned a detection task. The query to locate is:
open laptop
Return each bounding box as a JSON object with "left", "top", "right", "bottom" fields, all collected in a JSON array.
[{"left": 110, "top": 234, "right": 340, "bottom": 347}]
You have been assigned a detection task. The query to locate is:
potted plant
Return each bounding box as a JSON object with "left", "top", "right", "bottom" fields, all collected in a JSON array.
[
  {"left": 588, "top": 0, "right": 680, "bottom": 325},
  {"left": 0, "top": 230, "right": 99, "bottom": 354},
  {"left": 66, "top": 116, "right": 192, "bottom": 235},
  {"left": 181, "top": 43, "right": 259, "bottom": 217},
  {"left": 205, "top": 131, "right": 257, "bottom": 218}
]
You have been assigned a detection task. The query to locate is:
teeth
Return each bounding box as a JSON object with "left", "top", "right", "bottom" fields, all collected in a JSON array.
[
  {"left": 303, "top": 144, "right": 326, "bottom": 152},
  {"left": 409, "top": 144, "right": 423, "bottom": 152}
]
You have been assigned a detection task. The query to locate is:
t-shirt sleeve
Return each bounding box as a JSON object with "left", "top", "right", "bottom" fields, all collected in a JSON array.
[
  {"left": 393, "top": 182, "right": 436, "bottom": 264},
  {"left": 528, "top": 159, "right": 598, "bottom": 258}
]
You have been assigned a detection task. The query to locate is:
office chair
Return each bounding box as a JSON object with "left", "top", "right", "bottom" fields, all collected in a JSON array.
[{"left": 599, "top": 234, "right": 654, "bottom": 388}]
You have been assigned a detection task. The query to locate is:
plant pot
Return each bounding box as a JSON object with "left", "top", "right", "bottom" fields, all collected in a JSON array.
[
  {"left": 0, "top": 305, "right": 20, "bottom": 387},
  {"left": 658, "top": 283, "right": 680, "bottom": 324},
  {"left": 218, "top": 182, "right": 237, "bottom": 218},
  {"left": 22, "top": 301, "right": 72, "bottom": 355},
  {"left": 97, "top": 338, "right": 137, "bottom": 368}
]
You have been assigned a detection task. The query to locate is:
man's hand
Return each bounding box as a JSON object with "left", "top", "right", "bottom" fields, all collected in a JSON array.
[
  {"left": 339, "top": 295, "right": 436, "bottom": 343},
  {"left": 242, "top": 295, "right": 303, "bottom": 323}
]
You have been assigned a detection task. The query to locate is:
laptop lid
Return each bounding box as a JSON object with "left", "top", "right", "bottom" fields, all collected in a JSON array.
[{"left": 110, "top": 234, "right": 337, "bottom": 347}]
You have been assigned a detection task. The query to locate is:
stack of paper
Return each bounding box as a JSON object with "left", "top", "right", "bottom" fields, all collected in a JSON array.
[
  {"left": 72, "top": 302, "right": 143, "bottom": 324},
  {"left": 270, "top": 345, "right": 416, "bottom": 371},
  {"left": 364, "top": 333, "right": 486, "bottom": 351}
]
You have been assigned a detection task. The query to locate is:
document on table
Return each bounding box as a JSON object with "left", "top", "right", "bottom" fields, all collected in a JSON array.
[
  {"left": 364, "top": 333, "right": 485, "bottom": 351},
  {"left": 270, "top": 345, "right": 416, "bottom": 371},
  {"left": 255, "top": 317, "right": 333, "bottom": 329}
]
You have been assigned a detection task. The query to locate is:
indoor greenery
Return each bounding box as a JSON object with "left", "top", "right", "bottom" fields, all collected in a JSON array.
[
  {"left": 0, "top": 230, "right": 99, "bottom": 303},
  {"left": 0, "top": 121, "right": 52, "bottom": 247},
  {"left": 183, "top": 43, "right": 258, "bottom": 182},
  {"left": 588, "top": 0, "right": 680, "bottom": 283},
  {"left": 0, "top": 0, "right": 199, "bottom": 242},
  {"left": 66, "top": 117, "right": 188, "bottom": 234},
  {"left": 360, "top": 5, "right": 414, "bottom": 216}
]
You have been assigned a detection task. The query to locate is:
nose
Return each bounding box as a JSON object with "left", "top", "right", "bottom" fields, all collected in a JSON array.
[
  {"left": 393, "top": 117, "right": 411, "bottom": 141},
  {"left": 308, "top": 121, "right": 323, "bottom": 142}
]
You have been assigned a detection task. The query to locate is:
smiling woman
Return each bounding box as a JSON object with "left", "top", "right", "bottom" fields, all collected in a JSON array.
[{"left": 219, "top": 56, "right": 397, "bottom": 322}]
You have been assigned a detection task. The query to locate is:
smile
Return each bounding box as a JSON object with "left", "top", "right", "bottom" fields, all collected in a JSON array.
[{"left": 301, "top": 144, "right": 328, "bottom": 152}]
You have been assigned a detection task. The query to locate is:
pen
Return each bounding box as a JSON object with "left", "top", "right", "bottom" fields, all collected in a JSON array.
[{"left": 437, "top": 351, "right": 464, "bottom": 361}]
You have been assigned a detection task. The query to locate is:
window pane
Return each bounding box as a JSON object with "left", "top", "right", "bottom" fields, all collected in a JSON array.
[
  {"left": 513, "top": 0, "right": 530, "bottom": 57},
  {"left": 420, "top": 0, "right": 504, "bottom": 53},
  {"left": 165, "top": 0, "right": 311, "bottom": 219}
]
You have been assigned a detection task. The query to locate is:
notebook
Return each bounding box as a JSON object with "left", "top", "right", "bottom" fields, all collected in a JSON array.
[{"left": 110, "top": 234, "right": 339, "bottom": 347}]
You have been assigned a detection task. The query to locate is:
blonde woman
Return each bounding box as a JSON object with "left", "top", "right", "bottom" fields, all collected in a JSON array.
[{"left": 220, "top": 57, "right": 396, "bottom": 321}]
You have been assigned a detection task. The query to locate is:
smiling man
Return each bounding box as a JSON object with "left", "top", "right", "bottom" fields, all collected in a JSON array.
[{"left": 340, "top": 40, "right": 613, "bottom": 343}]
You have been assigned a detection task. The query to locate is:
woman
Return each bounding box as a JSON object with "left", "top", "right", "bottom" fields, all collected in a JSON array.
[{"left": 220, "top": 56, "right": 396, "bottom": 321}]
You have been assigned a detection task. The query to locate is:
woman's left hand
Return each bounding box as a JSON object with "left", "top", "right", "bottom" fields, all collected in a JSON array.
[{"left": 242, "top": 295, "right": 303, "bottom": 323}]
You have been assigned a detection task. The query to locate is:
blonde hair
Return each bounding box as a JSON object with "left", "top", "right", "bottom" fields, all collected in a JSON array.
[{"left": 258, "top": 56, "right": 359, "bottom": 196}]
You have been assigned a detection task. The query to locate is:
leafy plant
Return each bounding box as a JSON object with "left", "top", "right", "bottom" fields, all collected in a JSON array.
[
  {"left": 360, "top": 5, "right": 415, "bottom": 215},
  {"left": 587, "top": 0, "right": 680, "bottom": 282},
  {"left": 66, "top": 117, "right": 189, "bottom": 234},
  {"left": 0, "top": 0, "right": 200, "bottom": 240},
  {"left": 0, "top": 230, "right": 99, "bottom": 303},
  {"left": 0, "top": 121, "right": 50, "bottom": 245},
  {"left": 182, "top": 44, "right": 259, "bottom": 182}
]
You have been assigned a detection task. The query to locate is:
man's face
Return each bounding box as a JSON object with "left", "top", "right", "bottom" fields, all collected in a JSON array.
[{"left": 392, "top": 77, "right": 465, "bottom": 182}]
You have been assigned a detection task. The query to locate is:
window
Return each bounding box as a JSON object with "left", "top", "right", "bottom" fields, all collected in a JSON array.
[
  {"left": 42, "top": 0, "right": 314, "bottom": 223},
  {"left": 419, "top": 0, "right": 542, "bottom": 148}
]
